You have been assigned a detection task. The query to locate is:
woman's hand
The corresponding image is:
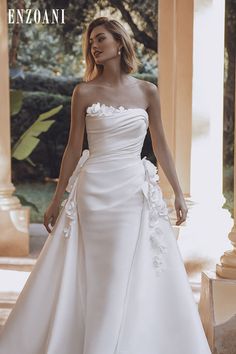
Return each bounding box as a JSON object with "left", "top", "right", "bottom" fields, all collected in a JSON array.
[
  {"left": 174, "top": 194, "right": 188, "bottom": 226},
  {"left": 43, "top": 200, "right": 61, "bottom": 233}
]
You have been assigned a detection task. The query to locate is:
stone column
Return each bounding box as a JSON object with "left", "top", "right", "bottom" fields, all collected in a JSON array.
[
  {"left": 0, "top": 0, "right": 29, "bottom": 256},
  {"left": 178, "top": 0, "right": 233, "bottom": 271},
  {"left": 158, "top": 0, "right": 193, "bottom": 200},
  {"left": 158, "top": 0, "right": 233, "bottom": 279},
  {"left": 216, "top": 60, "right": 236, "bottom": 280}
]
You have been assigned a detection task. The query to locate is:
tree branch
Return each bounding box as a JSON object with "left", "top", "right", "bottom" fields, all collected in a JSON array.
[{"left": 108, "top": 0, "right": 157, "bottom": 51}]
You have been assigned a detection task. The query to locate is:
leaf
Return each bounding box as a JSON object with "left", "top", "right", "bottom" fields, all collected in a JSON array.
[
  {"left": 26, "top": 157, "right": 36, "bottom": 167},
  {"left": 38, "top": 105, "right": 63, "bottom": 121},
  {"left": 12, "top": 105, "right": 63, "bottom": 161},
  {"left": 15, "top": 194, "right": 39, "bottom": 212},
  {"left": 12, "top": 136, "right": 40, "bottom": 160},
  {"left": 10, "top": 90, "right": 23, "bottom": 116}
]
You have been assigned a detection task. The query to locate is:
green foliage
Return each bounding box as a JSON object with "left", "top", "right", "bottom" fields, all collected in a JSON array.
[
  {"left": 15, "top": 193, "right": 39, "bottom": 212},
  {"left": 224, "top": 0, "right": 236, "bottom": 167},
  {"left": 11, "top": 91, "right": 71, "bottom": 181},
  {"left": 14, "top": 182, "right": 57, "bottom": 223},
  {"left": 10, "top": 90, "right": 23, "bottom": 115},
  {"left": 12, "top": 105, "right": 63, "bottom": 161},
  {"left": 7, "top": 0, "right": 157, "bottom": 76}
]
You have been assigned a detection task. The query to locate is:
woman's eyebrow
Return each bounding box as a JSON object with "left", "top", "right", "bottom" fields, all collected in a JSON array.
[{"left": 89, "top": 33, "right": 105, "bottom": 42}]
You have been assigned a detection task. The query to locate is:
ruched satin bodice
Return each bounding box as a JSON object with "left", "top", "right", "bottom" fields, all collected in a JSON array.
[
  {"left": 73, "top": 103, "right": 152, "bottom": 212},
  {"left": 85, "top": 102, "right": 149, "bottom": 161}
]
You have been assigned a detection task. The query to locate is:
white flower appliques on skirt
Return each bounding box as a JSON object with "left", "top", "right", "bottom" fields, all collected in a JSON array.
[
  {"left": 141, "top": 156, "right": 169, "bottom": 277},
  {"left": 60, "top": 149, "right": 90, "bottom": 238}
]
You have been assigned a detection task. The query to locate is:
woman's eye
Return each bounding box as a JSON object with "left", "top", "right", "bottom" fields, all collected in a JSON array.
[{"left": 89, "top": 37, "right": 105, "bottom": 46}]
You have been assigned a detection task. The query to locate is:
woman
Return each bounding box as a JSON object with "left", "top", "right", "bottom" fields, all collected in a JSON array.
[{"left": 0, "top": 17, "right": 212, "bottom": 354}]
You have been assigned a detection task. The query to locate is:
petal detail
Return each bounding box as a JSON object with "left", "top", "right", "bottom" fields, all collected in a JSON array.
[
  {"left": 66, "top": 149, "right": 90, "bottom": 193},
  {"left": 60, "top": 149, "right": 90, "bottom": 238},
  {"left": 141, "top": 156, "right": 169, "bottom": 277},
  {"left": 86, "top": 102, "right": 127, "bottom": 117}
]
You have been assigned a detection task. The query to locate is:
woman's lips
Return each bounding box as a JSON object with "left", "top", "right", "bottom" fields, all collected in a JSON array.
[{"left": 94, "top": 51, "right": 103, "bottom": 58}]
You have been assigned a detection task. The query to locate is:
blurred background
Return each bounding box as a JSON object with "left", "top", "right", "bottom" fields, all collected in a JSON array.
[
  {"left": 8, "top": 0, "right": 235, "bottom": 226},
  {"left": 8, "top": 0, "right": 158, "bottom": 224}
]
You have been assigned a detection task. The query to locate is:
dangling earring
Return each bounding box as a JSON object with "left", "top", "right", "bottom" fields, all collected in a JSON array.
[{"left": 118, "top": 49, "right": 121, "bottom": 55}]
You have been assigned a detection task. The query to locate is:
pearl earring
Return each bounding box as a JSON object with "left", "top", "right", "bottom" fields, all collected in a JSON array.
[{"left": 118, "top": 49, "right": 121, "bottom": 55}]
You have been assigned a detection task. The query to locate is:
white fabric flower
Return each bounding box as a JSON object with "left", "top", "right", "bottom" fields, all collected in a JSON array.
[
  {"left": 143, "top": 157, "right": 159, "bottom": 182},
  {"left": 63, "top": 200, "right": 77, "bottom": 238},
  {"left": 86, "top": 102, "right": 126, "bottom": 117},
  {"left": 60, "top": 149, "right": 90, "bottom": 238},
  {"left": 66, "top": 149, "right": 90, "bottom": 192},
  {"left": 65, "top": 200, "right": 76, "bottom": 219},
  {"left": 141, "top": 156, "right": 169, "bottom": 277}
]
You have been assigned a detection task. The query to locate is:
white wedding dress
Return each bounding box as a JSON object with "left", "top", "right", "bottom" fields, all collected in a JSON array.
[{"left": 0, "top": 102, "right": 212, "bottom": 354}]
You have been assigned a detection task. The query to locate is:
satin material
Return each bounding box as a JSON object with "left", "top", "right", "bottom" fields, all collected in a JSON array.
[{"left": 0, "top": 102, "right": 212, "bottom": 354}]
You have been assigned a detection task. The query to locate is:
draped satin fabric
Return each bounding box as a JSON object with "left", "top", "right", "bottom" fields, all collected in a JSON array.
[{"left": 0, "top": 102, "right": 212, "bottom": 354}]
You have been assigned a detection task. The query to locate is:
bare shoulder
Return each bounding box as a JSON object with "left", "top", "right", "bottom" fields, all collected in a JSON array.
[
  {"left": 141, "top": 80, "right": 159, "bottom": 95},
  {"left": 140, "top": 80, "right": 160, "bottom": 110},
  {"left": 72, "top": 81, "right": 95, "bottom": 111},
  {"left": 73, "top": 81, "right": 93, "bottom": 96}
]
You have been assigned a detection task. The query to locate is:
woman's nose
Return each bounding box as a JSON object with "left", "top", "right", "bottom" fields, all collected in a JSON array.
[{"left": 91, "top": 42, "right": 98, "bottom": 51}]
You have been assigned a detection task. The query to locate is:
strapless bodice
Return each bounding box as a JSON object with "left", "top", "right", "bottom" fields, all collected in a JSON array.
[
  {"left": 85, "top": 102, "right": 149, "bottom": 161},
  {"left": 63, "top": 102, "right": 166, "bottom": 221}
]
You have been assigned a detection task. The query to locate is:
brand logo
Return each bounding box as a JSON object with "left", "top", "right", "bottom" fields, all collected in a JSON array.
[{"left": 8, "top": 9, "right": 65, "bottom": 25}]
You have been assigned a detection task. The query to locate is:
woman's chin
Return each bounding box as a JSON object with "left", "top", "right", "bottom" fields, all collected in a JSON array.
[{"left": 95, "top": 58, "right": 104, "bottom": 64}]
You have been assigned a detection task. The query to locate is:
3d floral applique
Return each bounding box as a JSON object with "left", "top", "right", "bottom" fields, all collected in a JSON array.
[
  {"left": 149, "top": 227, "right": 168, "bottom": 276},
  {"left": 62, "top": 200, "right": 77, "bottom": 238},
  {"left": 141, "top": 156, "right": 169, "bottom": 277},
  {"left": 86, "top": 102, "right": 127, "bottom": 117},
  {"left": 60, "top": 149, "right": 90, "bottom": 239},
  {"left": 66, "top": 149, "right": 90, "bottom": 193}
]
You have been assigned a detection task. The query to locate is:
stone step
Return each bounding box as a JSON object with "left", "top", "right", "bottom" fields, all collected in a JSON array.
[{"left": 0, "top": 257, "right": 36, "bottom": 272}]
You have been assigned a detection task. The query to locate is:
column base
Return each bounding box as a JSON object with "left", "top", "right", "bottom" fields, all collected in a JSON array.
[
  {"left": 216, "top": 263, "right": 236, "bottom": 280},
  {"left": 199, "top": 270, "right": 236, "bottom": 354},
  {"left": 0, "top": 207, "right": 30, "bottom": 257}
]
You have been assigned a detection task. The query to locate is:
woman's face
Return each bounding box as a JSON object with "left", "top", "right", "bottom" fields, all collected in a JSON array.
[{"left": 89, "top": 25, "right": 121, "bottom": 64}]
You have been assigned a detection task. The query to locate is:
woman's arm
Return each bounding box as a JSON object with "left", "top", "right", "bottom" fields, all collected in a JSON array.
[
  {"left": 146, "top": 82, "right": 188, "bottom": 225},
  {"left": 44, "top": 84, "right": 86, "bottom": 232},
  {"left": 52, "top": 84, "right": 86, "bottom": 203}
]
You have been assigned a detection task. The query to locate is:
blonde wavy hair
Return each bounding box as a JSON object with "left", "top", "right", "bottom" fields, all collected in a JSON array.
[{"left": 82, "top": 17, "right": 141, "bottom": 82}]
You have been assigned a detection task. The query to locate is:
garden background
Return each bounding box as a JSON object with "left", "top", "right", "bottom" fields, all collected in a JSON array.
[{"left": 8, "top": 0, "right": 236, "bottom": 223}]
